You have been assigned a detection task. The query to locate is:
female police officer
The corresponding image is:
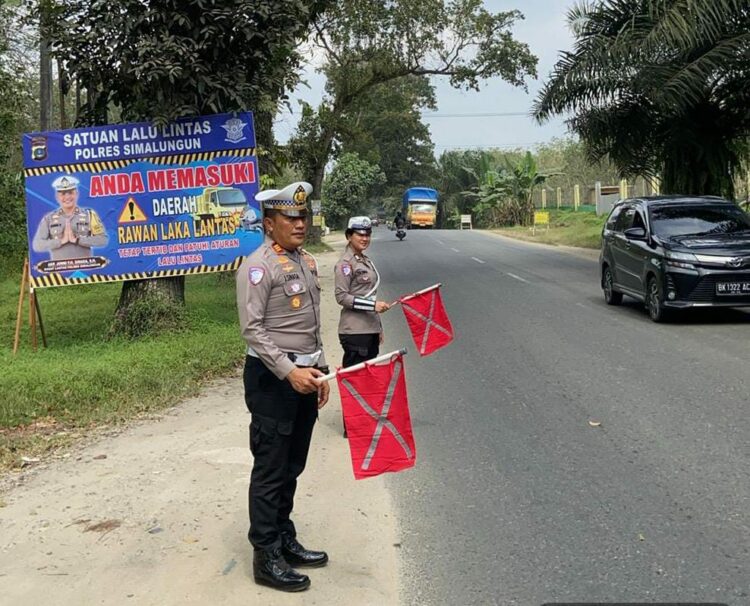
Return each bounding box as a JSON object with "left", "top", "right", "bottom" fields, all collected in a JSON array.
[{"left": 334, "top": 216, "right": 391, "bottom": 434}]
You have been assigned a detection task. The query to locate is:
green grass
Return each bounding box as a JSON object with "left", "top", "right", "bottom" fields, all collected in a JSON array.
[
  {"left": 304, "top": 241, "right": 334, "bottom": 254},
  {"left": 492, "top": 208, "right": 607, "bottom": 249},
  {"left": 0, "top": 272, "right": 245, "bottom": 469}
]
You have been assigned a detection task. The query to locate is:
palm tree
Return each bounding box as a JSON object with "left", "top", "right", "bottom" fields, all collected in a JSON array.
[{"left": 534, "top": 0, "right": 750, "bottom": 198}]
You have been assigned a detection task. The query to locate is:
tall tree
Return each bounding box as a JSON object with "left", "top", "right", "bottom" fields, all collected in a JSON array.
[
  {"left": 534, "top": 0, "right": 750, "bottom": 198},
  {"left": 337, "top": 75, "right": 437, "bottom": 201},
  {"left": 46, "top": 0, "right": 331, "bottom": 334},
  {"left": 322, "top": 152, "right": 385, "bottom": 229},
  {"left": 290, "top": 0, "right": 537, "bottom": 198}
]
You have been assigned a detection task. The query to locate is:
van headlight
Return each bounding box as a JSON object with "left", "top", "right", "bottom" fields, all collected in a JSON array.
[{"left": 665, "top": 251, "right": 698, "bottom": 269}]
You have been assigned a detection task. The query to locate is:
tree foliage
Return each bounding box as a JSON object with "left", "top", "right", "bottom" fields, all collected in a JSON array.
[
  {"left": 0, "top": 1, "right": 37, "bottom": 272},
  {"left": 338, "top": 76, "right": 437, "bottom": 200},
  {"left": 534, "top": 0, "right": 750, "bottom": 197},
  {"left": 437, "top": 139, "right": 624, "bottom": 227},
  {"left": 41, "top": 0, "right": 329, "bottom": 332},
  {"left": 322, "top": 152, "right": 385, "bottom": 229},
  {"left": 48, "top": 0, "right": 331, "bottom": 126},
  {"left": 289, "top": 0, "right": 537, "bottom": 196},
  {"left": 463, "top": 152, "right": 553, "bottom": 226}
]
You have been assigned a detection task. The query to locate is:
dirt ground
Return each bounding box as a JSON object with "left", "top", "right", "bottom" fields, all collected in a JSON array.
[{"left": 0, "top": 238, "right": 400, "bottom": 605}]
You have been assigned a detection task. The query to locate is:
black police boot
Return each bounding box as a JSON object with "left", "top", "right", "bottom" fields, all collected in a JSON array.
[
  {"left": 253, "top": 547, "right": 311, "bottom": 592},
  {"left": 281, "top": 534, "right": 329, "bottom": 568}
]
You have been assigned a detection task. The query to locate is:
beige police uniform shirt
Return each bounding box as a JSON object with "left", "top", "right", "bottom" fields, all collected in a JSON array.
[
  {"left": 237, "top": 236, "right": 327, "bottom": 380},
  {"left": 334, "top": 245, "right": 382, "bottom": 335},
  {"left": 32, "top": 207, "right": 108, "bottom": 260}
]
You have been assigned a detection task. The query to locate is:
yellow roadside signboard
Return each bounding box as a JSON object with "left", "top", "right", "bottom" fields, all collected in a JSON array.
[{"left": 533, "top": 211, "right": 550, "bottom": 234}]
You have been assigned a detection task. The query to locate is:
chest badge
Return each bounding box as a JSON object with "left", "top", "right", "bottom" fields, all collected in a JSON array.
[{"left": 291, "top": 296, "right": 302, "bottom": 309}]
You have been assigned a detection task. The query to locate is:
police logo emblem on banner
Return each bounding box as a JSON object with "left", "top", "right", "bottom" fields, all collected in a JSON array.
[
  {"left": 31, "top": 136, "right": 47, "bottom": 161},
  {"left": 249, "top": 267, "right": 264, "bottom": 285},
  {"left": 221, "top": 117, "right": 247, "bottom": 143}
]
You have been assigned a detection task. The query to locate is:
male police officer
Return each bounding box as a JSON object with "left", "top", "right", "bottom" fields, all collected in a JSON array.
[
  {"left": 236, "top": 181, "right": 330, "bottom": 592},
  {"left": 32, "top": 175, "right": 108, "bottom": 260}
]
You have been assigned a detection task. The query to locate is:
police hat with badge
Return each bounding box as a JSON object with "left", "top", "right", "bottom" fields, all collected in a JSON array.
[
  {"left": 255, "top": 181, "right": 312, "bottom": 218},
  {"left": 52, "top": 175, "right": 80, "bottom": 193},
  {"left": 345, "top": 216, "right": 372, "bottom": 237}
]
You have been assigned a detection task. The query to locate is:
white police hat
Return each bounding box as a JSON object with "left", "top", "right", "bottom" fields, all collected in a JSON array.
[
  {"left": 255, "top": 181, "right": 312, "bottom": 217},
  {"left": 347, "top": 216, "right": 372, "bottom": 233},
  {"left": 52, "top": 175, "right": 79, "bottom": 192}
]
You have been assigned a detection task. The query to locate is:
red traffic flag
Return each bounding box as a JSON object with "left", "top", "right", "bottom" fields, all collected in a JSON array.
[
  {"left": 337, "top": 352, "right": 416, "bottom": 480},
  {"left": 399, "top": 284, "right": 454, "bottom": 356}
]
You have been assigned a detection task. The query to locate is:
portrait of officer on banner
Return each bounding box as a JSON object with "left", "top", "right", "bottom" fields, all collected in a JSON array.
[{"left": 32, "top": 174, "right": 109, "bottom": 261}]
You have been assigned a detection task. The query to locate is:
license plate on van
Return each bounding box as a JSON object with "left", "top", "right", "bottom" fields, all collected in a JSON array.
[{"left": 716, "top": 282, "right": 750, "bottom": 295}]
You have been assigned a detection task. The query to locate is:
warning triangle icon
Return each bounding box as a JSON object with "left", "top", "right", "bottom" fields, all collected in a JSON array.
[{"left": 118, "top": 197, "right": 148, "bottom": 223}]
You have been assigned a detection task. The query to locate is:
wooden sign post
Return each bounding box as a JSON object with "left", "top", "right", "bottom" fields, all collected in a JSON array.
[{"left": 13, "top": 257, "right": 47, "bottom": 355}]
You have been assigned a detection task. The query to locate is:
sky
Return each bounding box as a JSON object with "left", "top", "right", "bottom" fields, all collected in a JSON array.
[{"left": 273, "top": 0, "right": 576, "bottom": 154}]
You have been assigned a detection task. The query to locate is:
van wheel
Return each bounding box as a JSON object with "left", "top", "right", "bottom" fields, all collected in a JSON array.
[
  {"left": 646, "top": 276, "right": 669, "bottom": 322},
  {"left": 602, "top": 266, "right": 623, "bottom": 305}
]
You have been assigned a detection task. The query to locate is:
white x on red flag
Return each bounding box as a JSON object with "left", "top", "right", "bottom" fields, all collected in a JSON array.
[
  {"left": 399, "top": 284, "right": 454, "bottom": 356},
  {"left": 337, "top": 353, "right": 416, "bottom": 480}
]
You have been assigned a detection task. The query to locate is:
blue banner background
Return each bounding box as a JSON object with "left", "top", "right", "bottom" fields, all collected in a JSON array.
[
  {"left": 22, "top": 113, "right": 256, "bottom": 167},
  {"left": 23, "top": 112, "right": 262, "bottom": 287}
]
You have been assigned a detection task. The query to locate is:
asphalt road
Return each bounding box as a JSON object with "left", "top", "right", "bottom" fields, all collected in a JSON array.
[{"left": 367, "top": 226, "right": 749, "bottom": 606}]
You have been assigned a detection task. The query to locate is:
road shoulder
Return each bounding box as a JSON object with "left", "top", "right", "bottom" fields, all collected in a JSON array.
[
  {"left": 482, "top": 229, "right": 601, "bottom": 262},
  {"left": 0, "top": 241, "right": 399, "bottom": 606}
]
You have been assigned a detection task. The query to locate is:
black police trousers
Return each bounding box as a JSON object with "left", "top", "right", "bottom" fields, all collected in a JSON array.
[
  {"left": 243, "top": 355, "right": 318, "bottom": 552},
  {"left": 338, "top": 333, "right": 380, "bottom": 435},
  {"left": 339, "top": 333, "right": 380, "bottom": 368}
]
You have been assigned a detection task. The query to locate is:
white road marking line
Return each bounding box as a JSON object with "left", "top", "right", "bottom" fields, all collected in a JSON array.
[
  {"left": 507, "top": 272, "right": 529, "bottom": 283},
  {"left": 471, "top": 257, "right": 485, "bottom": 264},
  {"left": 576, "top": 302, "right": 588, "bottom": 309},
  {"left": 451, "top": 248, "right": 460, "bottom": 252},
  {"left": 435, "top": 239, "right": 445, "bottom": 245}
]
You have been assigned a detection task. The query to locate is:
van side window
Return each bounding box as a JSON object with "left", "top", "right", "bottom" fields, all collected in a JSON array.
[
  {"left": 606, "top": 206, "right": 622, "bottom": 230},
  {"left": 614, "top": 206, "right": 635, "bottom": 232},
  {"left": 632, "top": 210, "right": 646, "bottom": 230}
]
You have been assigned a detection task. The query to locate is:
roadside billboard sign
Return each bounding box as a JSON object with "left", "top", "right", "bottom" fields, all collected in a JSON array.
[{"left": 22, "top": 112, "right": 262, "bottom": 288}]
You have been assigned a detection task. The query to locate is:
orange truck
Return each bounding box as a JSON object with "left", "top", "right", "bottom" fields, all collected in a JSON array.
[{"left": 403, "top": 187, "right": 438, "bottom": 228}]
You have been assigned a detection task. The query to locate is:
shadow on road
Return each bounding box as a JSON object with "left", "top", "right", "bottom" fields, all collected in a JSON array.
[{"left": 594, "top": 297, "right": 750, "bottom": 325}]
